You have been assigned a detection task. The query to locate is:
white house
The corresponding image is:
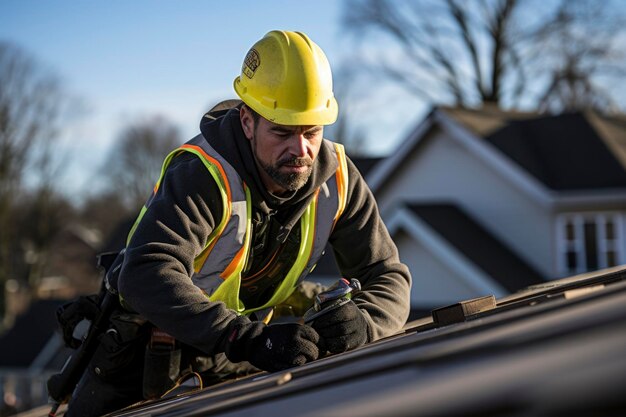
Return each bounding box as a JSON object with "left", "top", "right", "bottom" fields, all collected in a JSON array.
[{"left": 312, "top": 105, "right": 626, "bottom": 314}]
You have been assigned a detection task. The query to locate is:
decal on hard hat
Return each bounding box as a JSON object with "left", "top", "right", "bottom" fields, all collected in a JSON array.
[{"left": 243, "top": 49, "right": 260, "bottom": 79}]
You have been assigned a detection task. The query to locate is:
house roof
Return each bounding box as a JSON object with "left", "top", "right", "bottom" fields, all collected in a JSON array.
[
  {"left": 349, "top": 155, "right": 382, "bottom": 180},
  {"left": 104, "top": 265, "right": 626, "bottom": 417},
  {"left": 407, "top": 203, "right": 544, "bottom": 292},
  {"left": 0, "top": 299, "right": 64, "bottom": 368},
  {"left": 441, "top": 106, "right": 626, "bottom": 190},
  {"left": 370, "top": 105, "right": 626, "bottom": 199}
]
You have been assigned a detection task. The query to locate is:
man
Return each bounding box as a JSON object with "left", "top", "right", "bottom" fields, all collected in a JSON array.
[{"left": 64, "top": 30, "right": 411, "bottom": 416}]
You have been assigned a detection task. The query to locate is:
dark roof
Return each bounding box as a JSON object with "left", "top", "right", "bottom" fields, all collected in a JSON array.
[
  {"left": 442, "top": 106, "right": 626, "bottom": 191},
  {"left": 407, "top": 203, "right": 544, "bottom": 292},
  {"left": 108, "top": 266, "right": 626, "bottom": 417},
  {"left": 350, "top": 156, "right": 383, "bottom": 179},
  {"left": 0, "top": 299, "right": 64, "bottom": 367},
  {"left": 485, "top": 112, "right": 626, "bottom": 190}
]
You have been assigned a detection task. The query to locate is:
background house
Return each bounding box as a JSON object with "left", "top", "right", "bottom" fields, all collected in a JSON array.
[
  {"left": 0, "top": 225, "right": 100, "bottom": 415},
  {"left": 357, "top": 105, "right": 626, "bottom": 313},
  {"left": 0, "top": 298, "right": 72, "bottom": 415}
]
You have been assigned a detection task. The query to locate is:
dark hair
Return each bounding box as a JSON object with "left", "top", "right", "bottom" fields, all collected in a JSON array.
[{"left": 243, "top": 104, "right": 260, "bottom": 124}]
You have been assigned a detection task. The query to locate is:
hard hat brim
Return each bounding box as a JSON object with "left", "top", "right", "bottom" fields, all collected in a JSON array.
[{"left": 234, "top": 77, "right": 338, "bottom": 126}]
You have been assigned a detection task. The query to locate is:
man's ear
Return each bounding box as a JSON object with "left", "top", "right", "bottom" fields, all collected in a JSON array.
[{"left": 240, "top": 106, "right": 254, "bottom": 140}]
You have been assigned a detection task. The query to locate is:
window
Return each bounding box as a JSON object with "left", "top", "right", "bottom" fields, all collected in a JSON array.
[{"left": 556, "top": 212, "right": 625, "bottom": 275}]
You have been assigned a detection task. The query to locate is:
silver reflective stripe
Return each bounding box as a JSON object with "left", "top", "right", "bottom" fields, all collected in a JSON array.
[
  {"left": 196, "top": 218, "right": 240, "bottom": 277},
  {"left": 295, "top": 143, "right": 342, "bottom": 284},
  {"left": 185, "top": 135, "right": 247, "bottom": 292},
  {"left": 195, "top": 201, "right": 247, "bottom": 280},
  {"left": 299, "top": 176, "right": 339, "bottom": 280},
  {"left": 192, "top": 274, "right": 224, "bottom": 297},
  {"left": 231, "top": 201, "right": 248, "bottom": 245}
]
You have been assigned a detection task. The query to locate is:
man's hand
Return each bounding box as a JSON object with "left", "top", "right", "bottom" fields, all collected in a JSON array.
[
  {"left": 311, "top": 300, "right": 369, "bottom": 353},
  {"left": 224, "top": 319, "right": 320, "bottom": 372},
  {"left": 56, "top": 295, "right": 101, "bottom": 349}
]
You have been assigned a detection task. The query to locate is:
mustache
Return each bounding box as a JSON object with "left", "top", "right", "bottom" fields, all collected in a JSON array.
[{"left": 278, "top": 157, "right": 314, "bottom": 167}]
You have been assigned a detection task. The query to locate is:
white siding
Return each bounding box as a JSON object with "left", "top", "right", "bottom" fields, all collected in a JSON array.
[
  {"left": 394, "top": 230, "right": 491, "bottom": 309},
  {"left": 378, "top": 129, "right": 555, "bottom": 277}
]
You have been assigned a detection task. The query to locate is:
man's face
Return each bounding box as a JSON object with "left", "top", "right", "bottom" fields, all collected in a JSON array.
[{"left": 240, "top": 106, "right": 324, "bottom": 195}]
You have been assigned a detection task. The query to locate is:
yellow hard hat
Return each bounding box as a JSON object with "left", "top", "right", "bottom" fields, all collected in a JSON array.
[{"left": 234, "top": 30, "right": 338, "bottom": 126}]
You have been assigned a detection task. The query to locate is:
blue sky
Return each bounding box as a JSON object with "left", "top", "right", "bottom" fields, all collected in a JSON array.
[{"left": 0, "top": 1, "right": 421, "bottom": 197}]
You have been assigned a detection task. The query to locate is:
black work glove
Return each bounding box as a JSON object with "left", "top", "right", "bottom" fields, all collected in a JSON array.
[
  {"left": 56, "top": 294, "right": 101, "bottom": 349},
  {"left": 224, "top": 317, "right": 320, "bottom": 372},
  {"left": 311, "top": 300, "right": 369, "bottom": 354}
]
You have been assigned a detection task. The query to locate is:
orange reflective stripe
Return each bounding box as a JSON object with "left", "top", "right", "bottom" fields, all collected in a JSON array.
[
  {"left": 180, "top": 144, "right": 232, "bottom": 203},
  {"left": 332, "top": 143, "right": 349, "bottom": 230},
  {"left": 218, "top": 183, "right": 251, "bottom": 280},
  {"left": 170, "top": 144, "right": 232, "bottom": 274},
  {"left": 220, "top": 241, "right": 247, "bottom": 279},
  {"left": 306, "top": 190, "right": 320, "bottom": 266}
]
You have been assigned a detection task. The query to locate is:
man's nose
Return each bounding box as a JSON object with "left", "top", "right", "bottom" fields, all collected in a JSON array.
[{"left": 289, "top": 134, "right": 308, "bottom": 157}]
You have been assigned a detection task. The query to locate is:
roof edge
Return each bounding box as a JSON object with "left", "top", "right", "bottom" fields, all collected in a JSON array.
[
  {"left": 386, "top": 205, "right": 508, "bottom": 297},
  {"left": 369, "top": 107, "right": 438, "bottom": 193}
]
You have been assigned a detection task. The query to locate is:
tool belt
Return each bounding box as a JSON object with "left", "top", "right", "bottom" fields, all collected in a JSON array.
[{"left": 143, "top": 328, "right": 181, "bottom": 399}]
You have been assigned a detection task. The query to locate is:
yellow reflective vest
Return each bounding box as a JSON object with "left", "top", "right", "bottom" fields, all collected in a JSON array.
[{"left": 127, "top": 134, "right": 349, "bottom": 316}]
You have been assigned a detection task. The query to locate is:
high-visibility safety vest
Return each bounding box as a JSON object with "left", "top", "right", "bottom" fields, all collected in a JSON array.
[{"left": 127, "top": 134, "right": 349, "bottom": 316}]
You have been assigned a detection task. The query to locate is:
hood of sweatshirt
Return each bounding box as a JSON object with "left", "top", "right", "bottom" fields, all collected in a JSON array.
[{"left": 199, "top": 100, "right": 338, "bottom": 240}]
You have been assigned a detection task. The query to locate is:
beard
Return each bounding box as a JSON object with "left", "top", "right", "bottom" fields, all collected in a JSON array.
[
  {"left": 263, "top": 156, "right": 313, "bottom": 192},
  {"left": 252, "top": 138, "right": 314, "bottom": 192}
]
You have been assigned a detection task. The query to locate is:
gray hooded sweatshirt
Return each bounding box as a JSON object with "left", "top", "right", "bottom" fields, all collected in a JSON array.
[{"left": 118, "top": 102, "right": 411, "bottom": 355}]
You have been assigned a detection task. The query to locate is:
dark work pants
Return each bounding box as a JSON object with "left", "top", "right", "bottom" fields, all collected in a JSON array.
[
  {"left": 64, "top": 313, "right": 258, "bottom": 417},
  {"left": 64, "top": 319, "right": 145, "bottom": 417},
  {"left": 65, "top": 360, "right": 144, "bottom": 417},
  {"left": 65, "top": 351, "right": 257, "bottom": 417}
]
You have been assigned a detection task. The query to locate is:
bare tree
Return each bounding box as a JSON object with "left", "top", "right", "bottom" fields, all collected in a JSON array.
[
  {"left": 15, "top": 188, "right": 76, "bottom": 286},
  {"left": 343, "top": 0, "right": 626, "bottom": 113},
  {"left": 325, "top": 66, "right": 369, "bottom": 156},
  {"left": 535, "top": 1, "right": 625, "bottom": 113},
  {"left": 100, "top": 116, "right": 182, "bottom": 211},
  {"left": 79, "top": 190, "right": 130, "bottom": 240},
  {"left": 0, "top": 41, "right": 74, "bottom": 318}
]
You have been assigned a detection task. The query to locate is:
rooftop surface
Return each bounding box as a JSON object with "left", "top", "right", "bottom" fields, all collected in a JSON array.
[{"left": 90, "top": 265, "right": 626, "bottom": 417}]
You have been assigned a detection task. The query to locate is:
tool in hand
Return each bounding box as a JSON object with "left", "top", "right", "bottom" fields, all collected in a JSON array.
[{"left": 303, "top": 278, "right": 361, "bottom": 324}]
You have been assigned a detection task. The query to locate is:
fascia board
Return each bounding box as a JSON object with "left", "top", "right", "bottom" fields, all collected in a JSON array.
[
  {"left": 433, "top": 111, "right": 554, "bottom": 207},
  {"left": 551, "top": 190, "right": 626, "bottom": 209},
  {"left": 387, "top": 207, "right": 507, "bottom": 297}
]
